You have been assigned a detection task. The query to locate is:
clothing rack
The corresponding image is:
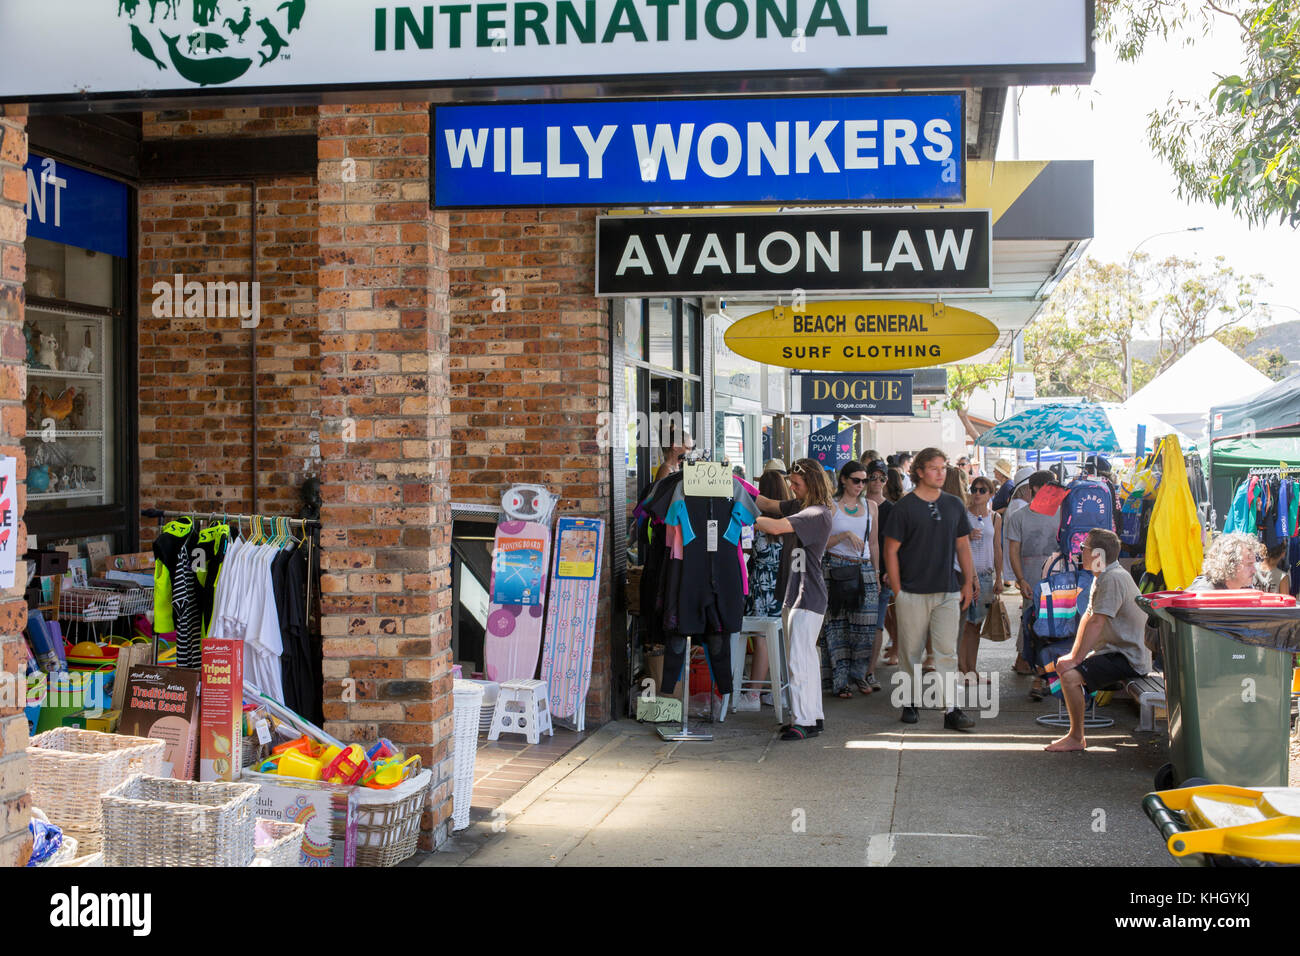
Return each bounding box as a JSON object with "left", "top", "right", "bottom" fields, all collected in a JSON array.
[
  {"left": 1246, "top": 466, "right": 1300, "bottom": 478},
  {"left": 142, "top": 508, "right": 321, "bottom": 531},
  {"left": 141, "top": 507, "right": 324, "bottom": 723}
]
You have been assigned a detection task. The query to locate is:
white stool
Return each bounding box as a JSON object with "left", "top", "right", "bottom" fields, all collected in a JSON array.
[
  {"left": 487, "top": 679, "right": 554, "bottom": 745},
  {"left": 722, "top": 617, "right": 789, "bottom": 724}
]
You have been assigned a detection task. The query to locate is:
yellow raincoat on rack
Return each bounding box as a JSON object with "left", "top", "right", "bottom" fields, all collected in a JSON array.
[{"left": 1145, "top": 435, "right": 1204, "bottom": 589}]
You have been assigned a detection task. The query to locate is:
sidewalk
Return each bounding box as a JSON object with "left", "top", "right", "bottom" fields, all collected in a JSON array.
[{"left": 418, "top": 595, "right": 1175, "bottom": 867}]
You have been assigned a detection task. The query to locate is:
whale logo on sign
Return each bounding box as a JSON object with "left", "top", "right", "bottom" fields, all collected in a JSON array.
[
  {"left": 118, "top": 0, "right": 304, "bottom": 87},
  {"left": 723, "top": 301, "right": 999, "bottom": 372}
]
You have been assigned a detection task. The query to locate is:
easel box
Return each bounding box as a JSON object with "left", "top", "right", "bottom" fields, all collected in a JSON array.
[
  {"left": 119, "top": 665, "right": 201, "bottom": 780},
  {"left": 242, "top": 770, "right": 358, "bottom": 867},
  {"left": 199, "top": 639, "right": 242, "bottom": 782}
]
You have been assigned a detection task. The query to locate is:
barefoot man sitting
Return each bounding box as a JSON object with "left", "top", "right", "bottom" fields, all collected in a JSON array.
[{"left": 1045, "top": 529, "right": 1152, "bottom": 752}]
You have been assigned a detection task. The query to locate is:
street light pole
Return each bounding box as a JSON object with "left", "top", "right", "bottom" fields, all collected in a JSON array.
[{"left": 1123, "top": 226, "right": 1204, "bottom": 398}]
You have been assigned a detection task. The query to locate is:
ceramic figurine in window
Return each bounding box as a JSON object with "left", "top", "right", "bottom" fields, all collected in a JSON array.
[
  {"left": 38, "top": 333, "right": 59, "bottom": 371},
  {"left": 41, "top": 387, "right": 76, "bottom": 423},
  {"left": 23, "top": 321, "right": 39, "bottom": 367},
  {"left": 27, "top": 464, "right": 50, "bottom": 494},
  {"left": 25, "top": 387, "right": 45, "bottom": 430},
  {"left": 48, "top": 470, "right": 61, "bottom": 493},
  {"left": 69, "top": 345, "right": 94, "bottom": 374},
  {"left": 71, "top": 390, "right": 88, "bottom": 430}
]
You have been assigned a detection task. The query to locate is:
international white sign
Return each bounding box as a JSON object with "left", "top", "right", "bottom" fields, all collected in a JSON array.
[{"left": 1, "top": 0, "right": 1092, "bottom": 103}]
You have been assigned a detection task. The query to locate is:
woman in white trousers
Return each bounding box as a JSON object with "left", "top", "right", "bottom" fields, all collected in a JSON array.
[{"left": 755, "top": 458, "right": 835, "bottom": 741}]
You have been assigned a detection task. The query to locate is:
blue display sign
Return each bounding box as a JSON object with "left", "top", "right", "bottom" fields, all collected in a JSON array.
[
  {"left": 808, "top": 421, "right": 857, "bottom": 474},
  {"left": 434, "top": 93, "right": 964, "bottom": 208},
  {"left": 24, "top": 154, "right": 129, "bottom": 258}
]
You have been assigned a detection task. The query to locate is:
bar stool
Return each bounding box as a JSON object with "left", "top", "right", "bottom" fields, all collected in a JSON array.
[{"left": 721, "top": 616, "right": 790, "bottom": 724}]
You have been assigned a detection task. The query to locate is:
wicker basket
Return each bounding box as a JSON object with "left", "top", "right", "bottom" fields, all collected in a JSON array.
[
  {"left": 100, "top": 774, "right": 259, "bottom": 867},
  {"left": 452, "top": 681, "right": 484, "bottom": 832},
  {"left": 354, "top": 769, "right": 433, "bottom": 867},
  {"left": 241, "top": 734, "right": 268, "bottom": 769},
  {"left": 28, "top": 728, "right": 166, "bottom": 852},
  {"left": 252, "top": 818, "right": 305, "bottom": 867}
]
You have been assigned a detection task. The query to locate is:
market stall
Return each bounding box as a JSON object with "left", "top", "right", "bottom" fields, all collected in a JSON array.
[{"left": 1207, "top": 372, "right": 1300, "bottom": 531}]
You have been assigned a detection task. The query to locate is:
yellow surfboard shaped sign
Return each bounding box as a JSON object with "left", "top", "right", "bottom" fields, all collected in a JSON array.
[{"left": 723, "top": 301, "right": 1000, "bottom": 372}]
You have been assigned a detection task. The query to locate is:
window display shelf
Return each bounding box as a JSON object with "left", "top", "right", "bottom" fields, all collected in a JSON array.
[
  {"left": 25, "top": 430, "right": 104, "bottom": 439},
  {"left": 27, "top": 490, "right": 105, "bottom": 502},
  {"left": 27, "top": 368, "right": 104, "bottom": 382}
]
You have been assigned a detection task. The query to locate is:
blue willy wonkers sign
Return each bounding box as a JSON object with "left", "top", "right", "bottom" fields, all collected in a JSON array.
[{"left": 434, "top": 92, "right": 964, "bottom": 208}]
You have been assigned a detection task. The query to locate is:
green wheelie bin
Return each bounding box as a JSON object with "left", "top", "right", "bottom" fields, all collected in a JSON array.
[{"left": 1137, "top": 590, "right": 1300, "bottom": 790}]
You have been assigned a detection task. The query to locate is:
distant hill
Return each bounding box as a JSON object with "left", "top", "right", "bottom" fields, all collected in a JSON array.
[{"left": 1130, "top": 320, "right": 1300, "bottom": 366}]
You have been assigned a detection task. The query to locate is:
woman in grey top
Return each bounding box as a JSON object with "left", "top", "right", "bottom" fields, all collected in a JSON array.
[{"left": 756, "top": 459, "right": 834, "bottom": 741}]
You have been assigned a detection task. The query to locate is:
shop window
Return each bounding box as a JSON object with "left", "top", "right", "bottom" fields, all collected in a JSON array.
[
  {"left": 21, "top": 153, "right": 134, "bottom": 555},
  {"left": 624, "top": 298, "right": 646, "bottom": 362},
  {"left": 684, "top": 302, "right": 700, "bottom": 376},
  {"left": 647, "top": 297, "right": 675, "bottom": 370},
  {"left": 23, "top": 240, "right": 121, "bottom": 520}
]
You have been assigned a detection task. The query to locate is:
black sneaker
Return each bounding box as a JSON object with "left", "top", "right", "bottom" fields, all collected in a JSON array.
[
  {"left": 944, "top": 708, "right": 976, "bottom": 732},
  {"left": 816, "top": 718, "right": 824, "bottom": 731},
  {"left": 780, "top": 724, "right": 821, "bottom": 741},
  {"left": 899, "top": 706, "right": 919, "bottom": 724}
]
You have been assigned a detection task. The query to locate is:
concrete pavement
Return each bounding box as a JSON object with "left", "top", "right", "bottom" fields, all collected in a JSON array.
[{"left": 420, "top": 595, "right": 1175, "bottom": 867}]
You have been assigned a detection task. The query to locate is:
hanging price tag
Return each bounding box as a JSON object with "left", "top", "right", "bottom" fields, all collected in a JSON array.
[
  {"left": 255, "top": 719, "right": 272, "bottom": 745},
  {"left": 707, "top": 520, "right": 719, "bottom": 552},
  {"left": 682, "top": 460, "right": 732, "bottom": 497}
]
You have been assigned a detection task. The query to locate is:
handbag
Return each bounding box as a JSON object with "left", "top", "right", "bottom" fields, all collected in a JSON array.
[
  {"left": 981, "top": 594, "right": 1012, "bottom": 642},
  {"left": 1033, "top": 555, "right": 1094, "bottom": 641},
  {"left": 827, "top": 563, "right": 864, "bottom": 614}
]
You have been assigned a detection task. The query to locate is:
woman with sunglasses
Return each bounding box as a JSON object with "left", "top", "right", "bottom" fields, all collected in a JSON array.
[
  {"left": 960, "top": 477, "right": 1003, "bottom": 683},
  {"left": 822, "top": 461, "right": 882, "bottom": 698},
  {"left": 755, "top": 459, "right": 835, "bottom": 740}
]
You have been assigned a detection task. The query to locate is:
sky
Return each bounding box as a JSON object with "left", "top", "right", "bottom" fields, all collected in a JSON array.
[{"left": 997, "top": 21, "right": 1300, "bottom": 326}]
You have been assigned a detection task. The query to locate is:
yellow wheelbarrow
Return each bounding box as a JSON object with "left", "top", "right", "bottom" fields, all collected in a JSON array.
[{"left": 1143, "top": 784, "right": 1300, "bottom": 867}]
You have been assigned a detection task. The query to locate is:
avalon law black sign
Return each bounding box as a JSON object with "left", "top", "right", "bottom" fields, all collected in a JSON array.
[
  {"left": 793, "top": 373, "right": 914, "bottom": 416},
  {"left": 595, "top": 208, "right": 991, "bottom": 297}
]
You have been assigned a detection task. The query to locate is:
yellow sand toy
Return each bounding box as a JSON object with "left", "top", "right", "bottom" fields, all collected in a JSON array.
[{"left": 1143, "top": 784, "right": 1300, "bottom": 865}]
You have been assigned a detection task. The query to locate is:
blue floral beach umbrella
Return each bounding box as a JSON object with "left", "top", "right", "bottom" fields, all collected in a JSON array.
[{"left": 974, "top": 403, "right": 1124, "bottom": 453}]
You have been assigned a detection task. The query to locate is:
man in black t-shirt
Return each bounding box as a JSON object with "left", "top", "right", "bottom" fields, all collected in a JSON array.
[{"left": 882, "top": 447, "right": 977, "bottom": 731}]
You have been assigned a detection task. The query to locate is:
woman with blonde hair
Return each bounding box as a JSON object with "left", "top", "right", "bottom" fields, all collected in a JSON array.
[{"left": 756, "top": 459, "right": 835, "bottom": 740}]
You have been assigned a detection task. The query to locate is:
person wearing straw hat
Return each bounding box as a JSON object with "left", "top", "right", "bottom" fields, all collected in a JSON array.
[{"left": 989, "top": 458, "right": 1016, "bottom": 512}]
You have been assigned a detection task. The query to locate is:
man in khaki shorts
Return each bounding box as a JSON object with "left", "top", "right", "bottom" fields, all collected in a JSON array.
[{"left": 882, "top": 447, "right": 977, "bottom": 731}]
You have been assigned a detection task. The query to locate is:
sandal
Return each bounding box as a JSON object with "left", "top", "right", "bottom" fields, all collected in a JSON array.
[
  {"left": 780, "top": 724, "right": 820, "bottom": 740},
  {"left": 1029, "top": 679, "right": 1046, "bottom": 702},
  {"left": 836, "top": 688, "right": 855, "bottom": 699},
  {"left": 857, "top": 676, "right": 880, "bottom": 695}
]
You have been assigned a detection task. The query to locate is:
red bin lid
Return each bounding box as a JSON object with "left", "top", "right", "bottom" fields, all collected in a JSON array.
[{"left": 1145, "top": 589, "right": 1297, "bottom": 609}]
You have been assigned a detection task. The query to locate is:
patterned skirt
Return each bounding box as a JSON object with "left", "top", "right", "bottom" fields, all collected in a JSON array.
[{"left": 820, "top": 555, "right": 880, "bottom": 692}]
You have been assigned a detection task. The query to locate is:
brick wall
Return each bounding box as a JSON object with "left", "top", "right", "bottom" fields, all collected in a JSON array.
[
  {"left": 317, "top": 104, "right": 455, "bottom": 848},
  {"left": 143, "top": 106, "right": 317, "bottom": 139},
  {"left": 447, "top": 209, "right": 613, "bottom": 721},
  {"left": 0, "top": 109, "right": 30, "bottom": 868},
  {"left": 137, "top": 115, "right": 319, "bottom": 537}
]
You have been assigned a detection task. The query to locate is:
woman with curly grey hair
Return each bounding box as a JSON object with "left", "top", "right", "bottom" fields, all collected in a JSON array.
[{"left": 1188, "top": 533, "right": 1264, "bottom": 591}]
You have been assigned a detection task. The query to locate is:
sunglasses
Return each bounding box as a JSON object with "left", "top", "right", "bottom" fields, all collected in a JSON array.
[
  {"left": 927, "top": 501, "right": 942, "bottom": 522},
  {"left": 846, "top": 476, "right": 868, "bottom": 485},
  {"left": 970, "top": 486, "right": 991, "bottom": 494}
]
